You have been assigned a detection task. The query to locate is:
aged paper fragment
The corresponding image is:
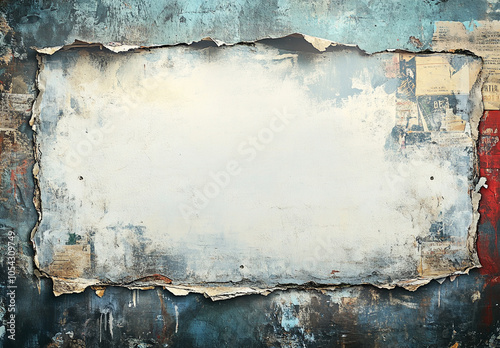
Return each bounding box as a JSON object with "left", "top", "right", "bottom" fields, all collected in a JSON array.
[{"left": 433, "top": 21, "right": 500, "bottom": 110}]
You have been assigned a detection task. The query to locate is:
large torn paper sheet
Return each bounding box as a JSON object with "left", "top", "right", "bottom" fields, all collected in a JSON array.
[{"left": 32, "top": 41, "right": 482, "bottom": 297}]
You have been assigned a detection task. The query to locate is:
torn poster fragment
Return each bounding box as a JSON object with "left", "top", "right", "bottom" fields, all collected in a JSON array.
[
  {"left": 433, "top": 21, "right": 500, "bottom": 110},
  {"left": 31, "top": 38, "right": 482, "bottom": 297}
]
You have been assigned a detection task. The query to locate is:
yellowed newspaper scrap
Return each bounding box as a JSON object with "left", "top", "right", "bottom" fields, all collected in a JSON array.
[
  {"left": 433, "top": 21, "right": 500, "bottom": 110},
  {"left": 415, "top": 56, "right": 476, "bottom": 96}
]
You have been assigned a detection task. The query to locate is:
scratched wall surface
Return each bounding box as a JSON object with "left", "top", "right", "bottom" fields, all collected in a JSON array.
[{"left": 1, "top": 1, "right": 500, "bottom": 347}]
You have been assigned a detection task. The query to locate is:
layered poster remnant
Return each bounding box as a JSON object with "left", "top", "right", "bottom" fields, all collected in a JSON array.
[
  {"left": 32, "top": 39, "right": 482, "bottom": 298},
  {"left": 433, "top": 21, "right": 500, "bottom": 110}
]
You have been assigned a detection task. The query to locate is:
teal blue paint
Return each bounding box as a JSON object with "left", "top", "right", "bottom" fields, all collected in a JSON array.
[
  {"left": 187, "top": 320, "right": 219, "bottom": 344},
  {"left": 6, "top": 0, "right": 492, "bottom": 53},
  {"left": 462, "top": 20, "right": 482, "bottom": 32},
  {"left": 290, "top": 293, "right": 300, "bottom": 306},
  {"left": 281, "top": 305, "right": 300, "bottom": 331},
  {"left": 280, "top": 293, "right": 300, "bottom": 331}
]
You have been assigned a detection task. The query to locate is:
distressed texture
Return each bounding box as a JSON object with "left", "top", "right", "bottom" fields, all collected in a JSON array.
[
  {"left": 32, "top": 41, "right": 482, "bottom": 296},
  {"left": 3, "top": 0, "right": 495, "bottom": 53},
  {"left": 2, "top": 1, "right": 500, "bottom": 347},
  {"left": 433, "top": 21, "right": 500, "bottom": 110}
]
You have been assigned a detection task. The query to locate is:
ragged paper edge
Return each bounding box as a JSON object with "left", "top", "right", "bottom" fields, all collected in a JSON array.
[
  {"left": 31, "top": 34, "right": 350, "bottom": 56},
  {"left": 30, "top": 53, "right": 51, "bottom": 293},
  {"left": 467, "top": 63, "right": 485, "bottom": 272},
  {"left": 30, "top": 35, "right": 484, "bottom": 299},
  {"left": 33, "top": 40, "right": 141, "bottom": 55}
]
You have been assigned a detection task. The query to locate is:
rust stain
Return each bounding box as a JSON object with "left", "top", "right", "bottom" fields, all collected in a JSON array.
[
  {"left": 134, "top": 273, "right": 173, "bottom": 284},
  {"left": 0, "top": 14, "right": 12, "bottom": 34},
  {"left": 0, "top": 15, "right": 13, "bottom": 66},
  {"left": 156, "top": 288, "right": 173, "bottom": 345},
  {"left": 409, "top": 36, "right": 423, "bottom": 48},
  {"left": 341, "top": 297, "right": 358, "bottom": 309}
]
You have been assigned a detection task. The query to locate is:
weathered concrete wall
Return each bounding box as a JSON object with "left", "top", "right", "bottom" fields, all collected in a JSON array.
[
  {"left": 1, "top": 1, "right": 500, "bottom": 347},
  {"left": 3, "top": 0, "right": 498, "bottom": 52}
]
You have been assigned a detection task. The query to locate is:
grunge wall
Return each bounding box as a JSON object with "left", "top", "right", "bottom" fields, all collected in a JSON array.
[{"left": 1, "top": 1, "right": 500, "bottom": 347}]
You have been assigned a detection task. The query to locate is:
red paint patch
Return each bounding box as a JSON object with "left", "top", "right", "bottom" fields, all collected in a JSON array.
[
  {"left": 478, "top": 111, "right": 500, "bottom": 277},
  {"left": 478, "top": 111, "right": 500, "bottom": 326}
]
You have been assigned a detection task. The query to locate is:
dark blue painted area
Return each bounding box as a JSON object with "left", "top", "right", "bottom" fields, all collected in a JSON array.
[
  {"left": 2, "top": 275, "right": 499, "bottom": 347},
  {"left": 0, "top": 1, "right": 499, "bottom": 347}
]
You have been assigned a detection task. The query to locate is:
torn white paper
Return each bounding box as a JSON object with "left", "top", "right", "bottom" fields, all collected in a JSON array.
[{"left": 32, "top": 40, "right": 482, "bottom": 296}]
